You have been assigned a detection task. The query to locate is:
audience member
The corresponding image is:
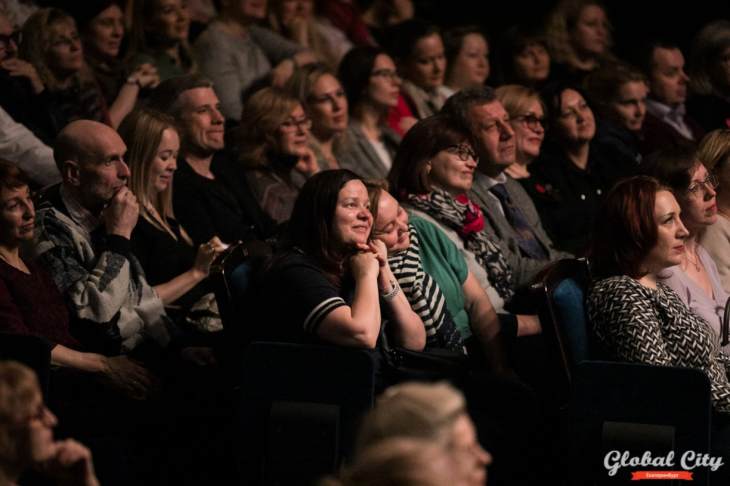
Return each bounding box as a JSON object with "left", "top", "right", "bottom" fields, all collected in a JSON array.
[
  {"left": 120, "top": 108, "right": 226, "bottom": 333},
  {"left": 0, "top": 106, "right": 59, "bottom": 187},
  {"left": 237, "top": 87, "right": 316, "bottom": 223},
  {"left": 0, "top": 10, "right": 54, "bottom": 144},
  {"left": 587, "top": 176, "right": 730, "bottom": 476},
  {"left": 360, "top": 0, "right": 413, "bottom": 45},
  {"left": 495, "top": 85, "right": 545, "bottom": 182},
  {"left": 337, "top": 46, "right": 402, "bottom": 179},
  {"left": 494, "top": 25, "right": 550, "bottom": 88},
  {"left": 68, "top": 1, "right": 159, "bottom": 128},
  {"left": 0, "top": 160, "right": 150, "bottom": 394},
  {"left": 698, "top": 129, "right": 730, "bottom": 293},
  {"left": 319, "top": 0, "right": 376, "bottom": 47},
  {"left": 544, "top": 0, "right": 615, "bottom": 85},
  {"left": 267, "top": 0, "right": 352, "bottom": 70},
  {"left": 147, "top": 74, "right": 275, "bottom": 245},
  {"left": 367, "top": 182, "right": 540, "bottom": 366},
  {"left": 687, "top": 20, "right": 730, "bottom": 131},
  {"left": 442, "top": 87, "right": 567, "bottom": 287},
  {"left": 642, "top": 145, "right": 730, "bottom": 352},
  {"left": 528, "top": 82, "right": 613, "bottom": 254},
  {"left": 19, "top": 9, "right": 110, "bottom": 137},
  {"left": 353, "top": 382, "right": 491, "bottom": 486},
  {"left": 585, "top": 63, "right": 647, "bottom": 176},
  {"left": 441, "top": 26, "right": 489, "bottom": 98},
  {"left": 0, "top": 361, "right": 100, "bottom": 486},
  {"left": 636, "top": 41, "right": 704, "bottom": 155},
  {"left": 194, "top": 0, "right": 313, "bottom": 121},
  {"left": 127, "top": 0, "right": 195, "bottom": 82},
  {"left": 253, "top": 169, "right": 425, "bottom": 350},
  {"left": 33, "top": 119, "right": 170, "bottom": 354},
  {"left": 386, "top": 20, "right": 447, "bottom": 120},
  {"left": 287, "top": 63, "right": 348, "bottom": 170},
  {"left": 388, "top": 116, "right": 512, "bottom": 313}
]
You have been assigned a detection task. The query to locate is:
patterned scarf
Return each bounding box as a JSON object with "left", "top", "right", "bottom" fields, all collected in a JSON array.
[
  {"left": 387, "top": 224, "right": 465, "bottom": 352},
  {"left": 407, "top": 188, "right": 514, "bottom": 300}
]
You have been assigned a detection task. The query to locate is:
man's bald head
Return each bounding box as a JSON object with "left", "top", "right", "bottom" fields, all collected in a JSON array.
[{"left": 54, "top": 120, "right": 123, "bottom": 174}]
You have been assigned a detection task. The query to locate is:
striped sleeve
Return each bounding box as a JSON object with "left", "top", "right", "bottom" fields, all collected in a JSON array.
[{"left": 303, "top": 296, "right": 347, "bottom": 334}]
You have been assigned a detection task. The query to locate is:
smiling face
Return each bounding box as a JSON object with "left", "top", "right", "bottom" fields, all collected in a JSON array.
[
  {"left": 610, "top": 80, "right": 648, "bottom": 132},
  {"left": 0, "top": 184, "right": 35, "bottom": 246},
  {"left": 405, "top": 33, "right": 446, "bottom": 91},
  {"left": 373, "top": 190, "right": 410, "bottom": 252},
  {"left": 149, "top": 0, "right": 190, "bottom": 43},
  {"left": 178, "top": 87, "right": 225, "bottom": 155},
  {"left": 555, "top": 89, "right": 595, "bottom": 145},
  {"left": 677, "top": 163, "right": 718, "bottom": 233},
  {"left": 642, "top": 190, "right": 689, "bottom": 273},
  {"left": 428, "top": 143, "right": 478, "bottom": 194},
  {"left": 332, "top": 179, "right": 373, "bottom": 248},
  {"left": 510, "top": 98, "right": 545, "bottom": 164},
  {"left": 448, "top": 33, "right": 489, "bottom": 90},
  {"left": 469, "top": 100, "right": 515, "bottom": 173},
  {"left": 86, "top": 4, "right": 124, "bottom": 59},
  {"left": 149, "top": 128, "right": 179, "bottom": 195},
  {"left": 307, "top": 73, "right": 348, "bottom": 139},
  {"left": 47, "top": 20, "right": 84, "bottom": 75},
  {"left": 571, "top": 4, "right": 609, "bottom": 57}
]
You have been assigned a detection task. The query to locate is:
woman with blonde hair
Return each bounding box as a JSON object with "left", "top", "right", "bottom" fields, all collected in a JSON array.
[
  {"left": 495, "top": 84, "right": 546, "bottom": 182},
  {"left": 699, "top": 129, "right": 730, "bottom": 292},
  {"left": 543, "top": 0, "right": 615, "bottom": 84},
  {"left": 19, "top": 8, "right": 110, "bottom": 136},
  {"left": 286, "top": 63, "right": 348, "bottom": 171},
  {"left": 237, "top": 86, "right": 318, "bottom": 223},
  {"left": 119, "top": 107, "right": 226, "bottom": 332},
  {"left": 0, "top": 361, "right": 99, "bottom": 486}
]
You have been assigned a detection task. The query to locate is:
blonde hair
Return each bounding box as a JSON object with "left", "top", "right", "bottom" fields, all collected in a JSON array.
[
  {"left": 0, "top": 361, "right": 41, "bottom": 468},
  {"left": 544, "top": 0, "right": 613, "bottom": 68},
  {"left": 356, "top": 381, "right": 466, "bottom": 453},
  {"left": 118, "top": 107, "right": 181, "bottom": 237},
  {"left": 20, "top": 8, "right": 96, "bottom": 91},
  {"left": 236, "top": 87, "right": 301, "bottom": 168},
  {"left": 698, "top": 129, "right": 730, "bottom": 172},
  {"left": 495, "top": 84, "right": 545, "bottom": 118}
]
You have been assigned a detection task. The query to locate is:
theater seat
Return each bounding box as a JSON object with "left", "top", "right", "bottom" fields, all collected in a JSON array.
[{"left": 535, "top": 259, "right": 712, "bottom": 485}]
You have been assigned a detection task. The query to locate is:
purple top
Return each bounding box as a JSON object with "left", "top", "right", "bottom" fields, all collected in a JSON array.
[{"left": 0, "top": 258, "right": 80, "bottom": 349}]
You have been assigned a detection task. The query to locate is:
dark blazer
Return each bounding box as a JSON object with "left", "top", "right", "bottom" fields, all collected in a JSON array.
[
  {"left": 173, "top": 151, "right": 275, "bottom": 246},
  {"left": 640, "top": 111, "right": 704, "bottom": 157}
]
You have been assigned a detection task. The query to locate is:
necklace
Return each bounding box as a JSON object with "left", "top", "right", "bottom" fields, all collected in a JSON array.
[{"left": 685, "top": 250, "right": 702, "bottom": 273}]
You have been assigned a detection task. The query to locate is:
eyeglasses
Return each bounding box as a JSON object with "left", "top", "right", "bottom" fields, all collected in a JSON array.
[
  {"left": 512, "top": 113, "right": 545, "bottom": 130},
  {"left": 687, "top": 174, "right": 719, "bottom": 196},
  {"left": 371, "top": 68, "right": 400, "bottom": 81},
  {"left": 280, "top": 116, "right": 312, "bottom": 133},
  {"left": 445, "top": 144, "right": 477, "bottom": 162},
  {"left": 308, "top": 89, "right": 346, "bottom": 105},
  {"left": 0, "top": 31, "right": 21, "bottom": 49}
]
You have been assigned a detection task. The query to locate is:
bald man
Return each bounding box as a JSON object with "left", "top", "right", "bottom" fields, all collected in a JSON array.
[{"left": 32, "top": 120, "right": 171, "bottom": 354}]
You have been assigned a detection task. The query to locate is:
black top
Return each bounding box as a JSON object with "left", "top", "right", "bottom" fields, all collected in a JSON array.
[
  {"left": 130, "top": 216, "right": 209, "bottom": 310},
  {"left": 591, "top": 118, "right": 642, "bottom": 180},
  {"left": 172, "top": 151, "right": 276, "bottom": 246},
  {"left": 253, "top": 250, "right": 353, "bottom": 344},
  {"left": 528, "top": 143, "right": 616, "bottom": 255},
  {"left": 0, "top": 71, "right": 56, "bottom": 143}
]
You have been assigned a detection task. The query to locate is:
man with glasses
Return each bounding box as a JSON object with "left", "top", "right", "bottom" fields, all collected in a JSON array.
[
  {"left": 442, "top": 87, "right": 569, "bottom": 287},
  {"left": 147, "top": 74, "right": 275, "bottom": 245}
]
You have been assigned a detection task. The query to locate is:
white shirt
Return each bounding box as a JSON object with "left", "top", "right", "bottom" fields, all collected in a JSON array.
[{"left": 646, "top": 99, "right": 694, "bottom": 141}]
